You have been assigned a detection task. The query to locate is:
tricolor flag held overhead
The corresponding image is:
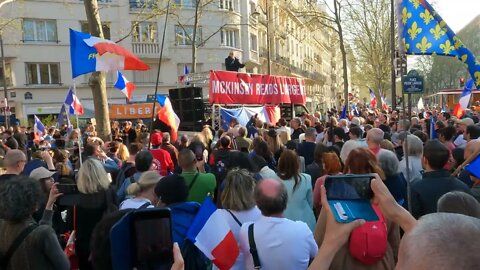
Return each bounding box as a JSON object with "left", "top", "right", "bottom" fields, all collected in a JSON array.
[
  {"left": 34, "top": 115, "right": 45, "bottom": 140},
  {"left": 64, "top": 88, "right": 84, "bottom": 115},
  {"left": 114, "top": 71, "right": 136, "bottom": 100},
  {"left": 369, "top": 88, "right": 377, "bottom": 108},
  {"left": 156, "top": 95, "right": 180, "bottom": 142},
  {"left": 186, "top": 197, "right": 239, "bottom": 270},
  {"left": 381, "top": 92, "right": 389, "bottom": 111},
  {"left": 454, "top": 79, "right": 474, "bottom": 118},
  {"left": 400, "top": 0, "right": 480, "bottom": 88},
  {"left": 69, "top": 29, "right": 149, "bottom": 78}
]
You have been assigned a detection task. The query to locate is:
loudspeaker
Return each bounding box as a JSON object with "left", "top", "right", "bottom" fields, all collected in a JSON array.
[{"left": 169, "top": 87, "right": 205, "bottom": 132}]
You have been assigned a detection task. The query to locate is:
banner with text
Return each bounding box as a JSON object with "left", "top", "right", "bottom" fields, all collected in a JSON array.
[{"left": 209, "top": 70, "right": 306, "bottom": 105}]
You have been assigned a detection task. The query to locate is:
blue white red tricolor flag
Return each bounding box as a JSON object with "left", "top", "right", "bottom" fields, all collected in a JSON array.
[
  {"left": 381, "top": 92, "right": 388, "bottom": 111},
  {"left": 34, "top": 115, "right": 45, "bottom": 140},
  {"left": 186, "top": 197, "right": 239, "bottom": 270},
  {"left": 369, "top": 88, "right": 377, "bottom": 108},
  {"left": 64, "top": 88, "right": 84, "bottom": 115},
  {"left": 114, "top": 71, "right": 136, "bottom": 101},
  {"left": 69, "top": 29, "right": 149, "bottom": 78},
  {"left": 156, "top": 95, "right": 180, "bottom": 142},
  {"left": 454, "top": 79, "right": 474, "bottom": 118}
]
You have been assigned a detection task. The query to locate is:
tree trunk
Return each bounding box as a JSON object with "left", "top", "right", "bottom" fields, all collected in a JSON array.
[
  {"left": 83, "top": 0, "right": 111, "bottom": 141},
  {"left": 335, "top": 0, "right": 349, "bottom": 109},
  {"left": 191, "top": 0, "right": 200, "bottom": 73}
]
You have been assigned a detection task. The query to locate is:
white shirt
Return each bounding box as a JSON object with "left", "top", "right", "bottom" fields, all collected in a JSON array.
[
  {"left": 119, "top": 197, "right": 154, "bottom": 210},
  {"left": 258, "top": 166, "right": 279, "bottom": 180},
  {"left": 239, "top": 216, "right": 318, "bottom": 270},
  {"left": 454, "top": 134, "right": 467, "bottom": 147},
  {"left": 214, "top": 208, "right": 262, "bottom": 270}
]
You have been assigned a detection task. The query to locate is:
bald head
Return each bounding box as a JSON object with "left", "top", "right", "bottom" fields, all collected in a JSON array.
[
  {"left": 397, "top": 213, "right": 480, "bottom": 270},
  {"left": 367, "top": 128, "right": 384, "bottom": 147},
  {"left": 254, "top": 179, "right": 287, "bottom": 216}
]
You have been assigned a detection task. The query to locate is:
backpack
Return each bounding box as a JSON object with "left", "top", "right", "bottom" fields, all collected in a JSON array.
[
  {"left": 181, "top": 239, "right": 209, "bottom": 270},
  {"left": 115, "top": 163, "right": 136, "bottom": 191},
  {"left": 348, "top": 204, "right": 388, "bottom": 265}
]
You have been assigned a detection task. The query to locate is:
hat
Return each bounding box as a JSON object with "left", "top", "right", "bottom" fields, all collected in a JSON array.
[
  {"left": 29, "top": 167, "right": 55, "bottom": 180},
  {"left": 457, "top": 118, "right": 474, "bottom": 126},
  {"left": 4, "top": 150, "right": 26, "bottom": 167}
]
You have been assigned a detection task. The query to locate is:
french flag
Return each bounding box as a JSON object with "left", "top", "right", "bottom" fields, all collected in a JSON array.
[
  {"left": 186, "top": 197, "right": 239, "bottom": 270},
  {"left": 70, "top": 29, "right": 149, "bottom": 78},
  {"left": 156, "top": 95, "right": 180, "bottom": 142},
  {"left": 34, "top": 115, "right": 45, "bottom": 140},
  {"left": 454, "top": 79, "right": 474, "bottom": 118},
  {"left": 369, "top": 88, "right": 377, "bottom": 109},
  {"left": 64, "top": 88, "right": 84, "bottom": 115},
  {"left": 114, "top": 71, "right": 135, "bottom": 100}
]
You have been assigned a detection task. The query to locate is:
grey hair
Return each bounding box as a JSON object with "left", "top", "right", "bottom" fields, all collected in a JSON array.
[
  {"left": 378, "top": 150, "right": 399, "bottom": 177},
  {"left": 400, "top": 213, "right": 480, "bottom": 270},
  {"left": 367, "top": 128, "right": 384, "bottom": 145},
  {"left": 398, "top": 119, "right": 410, "bottom": 131},
  {"left": 437, "top": 191, "right": 480, "bottom": 218},
  {"left": 305, "top": 127, "right": 316, "bottom": 139},
  {"left": 0, "top": 176, "right": 42, "bottom": 221},
  {"left": 403, "top": 134, "right": 423, "bottom": 157}
]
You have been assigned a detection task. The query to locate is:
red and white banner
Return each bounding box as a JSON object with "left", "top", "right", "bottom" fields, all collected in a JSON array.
[{"left": 209, "top": 70, "right": 306, "bottom": 105}]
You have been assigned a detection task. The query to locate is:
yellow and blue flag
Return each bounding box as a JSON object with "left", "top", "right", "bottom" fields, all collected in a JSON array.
[{"left": 400, "top": 0, "right": 480, "bottom": 88}]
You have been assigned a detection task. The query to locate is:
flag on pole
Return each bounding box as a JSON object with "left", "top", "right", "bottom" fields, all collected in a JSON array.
[
  {"left": 114, "top": 71, "right": 136, "bottom": 101},
  {"left": 156, "top": 95, "right": 180, "bottom": 142},
  {"left": 64, "top": 88, "right": 84, "bottom": 115},
  {"left": 454, "top": 79, "right": 474, "bottom": 118},
  {"left": 380, "top": 92, "right": 389, "bottom": 111},
  {"left": 339, "top": 104, "right": 348, "bottom": 119},
  {"left": 430, "top": 117, "right": 437, "bottom": 139},
  {"left": 369, "top": 88, "right": 377, "bottom": 108},
  {"left": 57, "top": 104, "right": 72, "bottom": 130},
  {"left": 69, "top": 29, "right": 149, "bottom": 78},
  {"left": 186, "top": 197, "right": 239, "bottom": 270},
  {"left": 184, "top": 64, "right": 190, "bottom": 75},
  {"left": 400, "top": 0, "right": 480, "bottom": 88},
  {"left": 417, "top": 97, "right": 425, "bottom": 110},
  {"left": 34, "top": 115, "right": 45, "bottom": 141}
]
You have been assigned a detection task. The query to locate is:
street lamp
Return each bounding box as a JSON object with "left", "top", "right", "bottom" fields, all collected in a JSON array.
[
  {"left": 0, "top": 0, "right": 16, "bottom": 129},
  {"left": 250, "top": 0, "right": 271, "bottom": 75}
]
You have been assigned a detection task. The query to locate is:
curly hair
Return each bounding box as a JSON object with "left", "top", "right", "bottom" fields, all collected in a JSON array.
[{"left": 0, "top": 176, "right": 42, "bottom": 222}]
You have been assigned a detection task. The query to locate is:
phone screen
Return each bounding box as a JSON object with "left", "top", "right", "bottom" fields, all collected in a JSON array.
[
  {"left": 57, "top": 184, "right": 78, "bottom": 195},
  {"left": 325, "top": 175, "right": 373, "bottom": 200},
  {"left": 132, "top": 209, "right": 173, "bottom": 268}
]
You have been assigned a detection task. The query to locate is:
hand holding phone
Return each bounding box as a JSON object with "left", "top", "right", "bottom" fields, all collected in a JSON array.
[{"left": 57, "top": 184, "right": 78, "bottom": 195}]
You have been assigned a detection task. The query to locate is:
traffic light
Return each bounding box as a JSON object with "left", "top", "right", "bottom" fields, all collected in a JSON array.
[{"left": 460, "top": 77, "right": 465, "bottom": 88}]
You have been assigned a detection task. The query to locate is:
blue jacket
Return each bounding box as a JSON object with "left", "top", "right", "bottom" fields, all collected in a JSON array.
[{"left": 169, "top": 202, "right": 200, "bottom": 249}]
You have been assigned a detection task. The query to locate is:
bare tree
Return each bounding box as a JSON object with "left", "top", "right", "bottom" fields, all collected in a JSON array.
[
  {"left": 344, "top": 0, "right": 391, "bottom": 108},
  {"left": 83, "top": 0, "right": 110, "bottom": 140}
]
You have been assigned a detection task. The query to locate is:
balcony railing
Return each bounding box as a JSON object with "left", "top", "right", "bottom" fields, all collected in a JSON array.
[{"left": 132, "top": 42, "right": 160, "bottom": 57}]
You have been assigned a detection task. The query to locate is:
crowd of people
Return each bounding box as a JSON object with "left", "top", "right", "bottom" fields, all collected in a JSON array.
[{"left": 1, "top": 105, "right": 480, "bottom": 270}]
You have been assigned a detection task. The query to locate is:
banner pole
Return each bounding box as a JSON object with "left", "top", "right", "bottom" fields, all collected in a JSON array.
[
  {"left": 148, "top": 0, "right": 171, "bottom": 150},
  {"left": 73, "top": 81, "right": 83, "bottom": 165}
]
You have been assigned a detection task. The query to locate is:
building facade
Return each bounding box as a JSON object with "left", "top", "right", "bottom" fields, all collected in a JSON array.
[{"left": 0, "top": 0, "right": 345, "bottom": 125}]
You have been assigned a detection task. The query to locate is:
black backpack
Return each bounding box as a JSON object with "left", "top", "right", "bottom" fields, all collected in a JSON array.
[
  {"left": 181, "top": 239, "right": 209, "bottom": 270},
  {"left": 115, "top": 163, "right": 136, "bottom": 191}
]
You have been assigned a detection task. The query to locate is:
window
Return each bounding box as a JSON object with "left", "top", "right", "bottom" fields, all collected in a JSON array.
[
  {"left": 175, "top": 25, "right": 202, "bottom": 46},
  {"left": 219, "top": 0, "right": 234, "bottom": 10},
  {"left": 23, "top": 19, "right": 57, "bottom": 42},
  {"left": 26, "top": 63, "right": 60, "bottom": 85},
  {"left": 250, "top": 34, "right": 258, "bottom": 51},
  {"left": 0, "top": 63, "right": 12, "bottom": 86},
  {"left": 129, "top": 0, "right": 157, "bottom": 9},
  {"left": 220, "top": 29, "right": 238, "bottom": 48},
  {"left": 132, "top": 22, "right": 158, "bottom": 43},
  {"left": 175, "top": 0, "right": 196, "bottom": 7},
  {"left": 80, "top": 22, "right": 111, "bottom": 40}
]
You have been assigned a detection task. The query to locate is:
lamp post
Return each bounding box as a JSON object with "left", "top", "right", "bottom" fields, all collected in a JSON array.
[
  {"left": 0, "top": 0, "right": 16, "bottom": 129},
  {"left": 251, "top": 0, "right": 271, "bottom": 75}
]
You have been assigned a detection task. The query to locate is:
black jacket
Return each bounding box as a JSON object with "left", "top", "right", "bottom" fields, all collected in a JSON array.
[
  {"left": 411, "top": 170, "right": 470, "bottom": 218},
  {"left": 225, "top": 56, "right": 245, "bottom": 72}
]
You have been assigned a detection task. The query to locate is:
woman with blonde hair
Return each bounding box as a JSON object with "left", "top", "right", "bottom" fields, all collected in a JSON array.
[
  {"left": 218, "top": 169, "right": 261, "bottom": 270},
  {"left": 68, "top": 159, "right": 117, "bottom": 269},
  {"left": 277, "top": 149, "right": 316, "bottom": 231},
  {"left": 117, "top": 143, "right": 129, "bottom": 163},
  {"left": 265, "top": 129, "right": 284, "bottom": 162},
  {"left": 120, "top": 171, "right": 161, "bottom": 209}
]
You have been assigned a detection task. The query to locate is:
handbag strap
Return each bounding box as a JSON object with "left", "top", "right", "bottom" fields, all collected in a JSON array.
[
  {"left": 0, "top": 223, "right": 38, "bottom": 269},
  {"left": 248, "top": 223, "right": 261, "bottom": 269},
  {"left": 226, "top": 209, "right": 242, "bottom": 226},
  {"left": 138, "top": 202, "right": 152, "bottom": 209},
  {"left": 188, "top": 173, "right": 200, "bottom": 191}
]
